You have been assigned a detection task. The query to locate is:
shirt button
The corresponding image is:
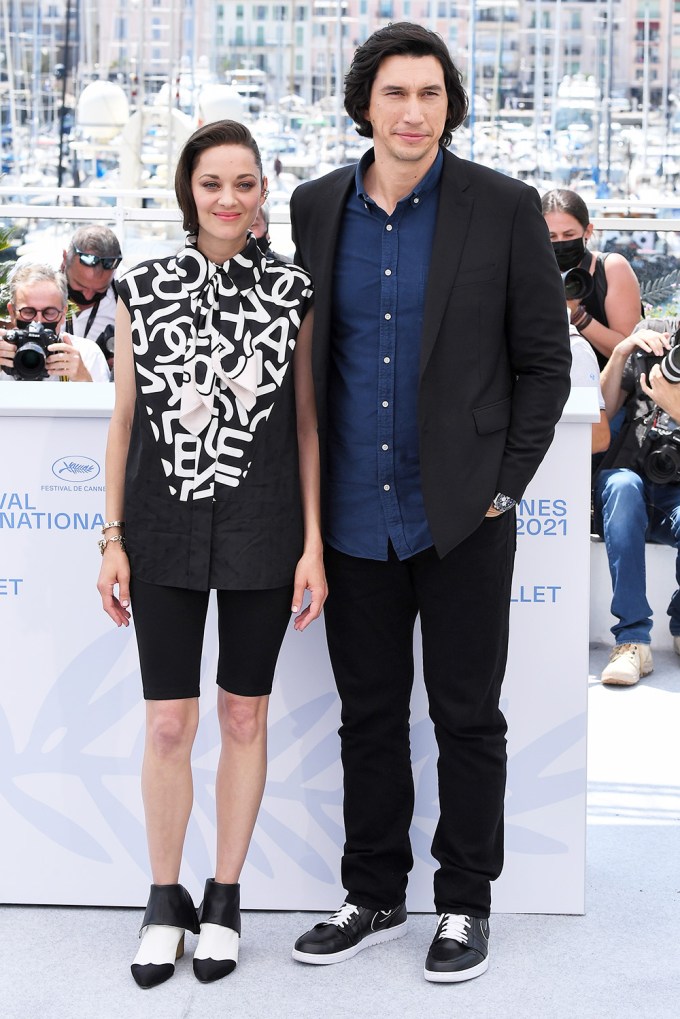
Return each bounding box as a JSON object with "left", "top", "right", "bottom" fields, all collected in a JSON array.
[
  {"left": 383, "top": 356, "right": 391, "bottom": 363},
  {"left": 413, "top": 196, "right": 420, "bottom": 205},
  {"left": 382, "top": 444, "right": 389, "bottom": 451},
  {"left": 383, "top": 484, "right": 391, "bottom": 491},
  {"left": 386, "top": 223, "right": 393, "bottom": 231},
  {"left": 382, "top": 400, "right": 389, "bottom": 408},
  {"left": 384, "top": 269, "right": 392, "bottom": 276},
  {"left": 384, "top": 313, "right": 392, "bottom": 320}
]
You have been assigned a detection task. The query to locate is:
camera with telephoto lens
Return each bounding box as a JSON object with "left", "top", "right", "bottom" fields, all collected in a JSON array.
[
  {"left": 2, "top": 321, "right": 58, "bottom": 381},
  {"left": 561, "top": 267, "right": 594, "bottom": 303},
  {"left": 633, "top": 333, "right": 680, "bottom": 484},
  {"left": 659, "top": 343, "right": 680, "bottom": 384}
]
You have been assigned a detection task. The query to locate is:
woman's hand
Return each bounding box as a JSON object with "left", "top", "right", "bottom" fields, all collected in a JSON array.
[
  {"left": 47, "top": 333, "right": 92, "bottom": 381},
  {"left": 97, "top": 545, "right": 131, "bottom": 627},
  {"left": 291, "top": 550, "right": 328, "bottom": 632}
]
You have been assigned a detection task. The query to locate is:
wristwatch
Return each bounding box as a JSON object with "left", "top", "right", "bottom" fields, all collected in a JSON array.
[{"left": 491, "top": 492, "right": 517, "bottom": 514}]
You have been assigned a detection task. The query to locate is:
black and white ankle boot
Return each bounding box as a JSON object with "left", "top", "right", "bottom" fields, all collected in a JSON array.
[
  {"left": 131, "top": 883, "right": 200, "bottom": 989},
  {"left": 193, "top": 879, "right": 241, "bottom": 983}
]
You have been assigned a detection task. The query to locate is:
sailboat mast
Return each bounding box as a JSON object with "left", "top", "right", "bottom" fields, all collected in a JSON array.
[
  {"left": 57, "top": 0, "right": 74, "bottom": 189},
  {"left": 1, "top": 0, "right": 20, "bottom": 176}
]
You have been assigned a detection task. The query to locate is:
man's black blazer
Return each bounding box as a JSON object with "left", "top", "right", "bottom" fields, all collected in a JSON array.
[{"left": 290, "top": 148, "right": 572, "bottom": 557}]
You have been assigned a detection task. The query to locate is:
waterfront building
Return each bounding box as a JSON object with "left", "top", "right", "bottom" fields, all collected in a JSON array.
[{"left": 1, "top": 1, "right": 678, "bottom": 119}]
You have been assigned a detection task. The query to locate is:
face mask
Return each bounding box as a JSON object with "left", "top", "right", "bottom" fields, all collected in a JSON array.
[
  {"left": 68, "top": 284, "right": 109, "bottom": 308},
  {"left": 552, "top": 237, "right": 586, "bottom": 272}
]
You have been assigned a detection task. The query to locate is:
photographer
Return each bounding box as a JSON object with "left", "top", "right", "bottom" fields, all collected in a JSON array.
[
  {"left": 62, "top": 226, "right": 121, "bottom": 372},
  {"left": 595, "top": 320, "right": 680, "bottom": 685},
  {"left": 0, "top": 262, "right": 111, "bottom": 382},
  {"left": 543, "top": 188, "right": 642, "bottom": 371},
  {"left": 250, "top": 205, "right": 290, "bottom": 263}
]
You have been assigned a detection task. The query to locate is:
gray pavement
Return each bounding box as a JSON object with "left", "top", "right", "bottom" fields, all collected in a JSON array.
[{"left": 1, "top": 644, "right": 678, "bottom": 1019}]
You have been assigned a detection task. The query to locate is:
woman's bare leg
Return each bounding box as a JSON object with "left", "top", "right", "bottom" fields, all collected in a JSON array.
[
  {"left": 214, "top": 689, "right": 269, "bottom": 882},
  {"left": 141, "top": 697, "right": 199, "bottom": 883}
]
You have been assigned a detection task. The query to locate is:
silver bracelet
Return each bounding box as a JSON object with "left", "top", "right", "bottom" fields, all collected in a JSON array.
[
  {"left": 98, "top": 534, "right": 127, "bottom": 555},
  {"left": 102, "top": 520, "right": 125, "bottom": 533}
]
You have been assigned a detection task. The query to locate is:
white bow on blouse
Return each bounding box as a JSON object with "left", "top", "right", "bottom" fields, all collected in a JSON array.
[{"left": 177, "top": 237, "right": 262, "bottom": 436}]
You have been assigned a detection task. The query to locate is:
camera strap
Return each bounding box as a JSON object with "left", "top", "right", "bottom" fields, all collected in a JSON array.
[
  {"left": 68, "top": 299, "right": 100, "bottom": 339},
  {"left": 82, "top": 300, "right": 101, "bottom": 339}
]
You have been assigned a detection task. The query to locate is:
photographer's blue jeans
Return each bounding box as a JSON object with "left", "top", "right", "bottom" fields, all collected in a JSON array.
[{"left": 594, "top": 468, "right": 680, "bottom": 644}]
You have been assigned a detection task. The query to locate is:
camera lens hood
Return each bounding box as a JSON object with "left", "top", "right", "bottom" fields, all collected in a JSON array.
[
  {"left": 562, "top": 267, "right": 594, "bottom": 303},
  {"left": 661, "top": 345, "right": 680, "bottom": 385}
]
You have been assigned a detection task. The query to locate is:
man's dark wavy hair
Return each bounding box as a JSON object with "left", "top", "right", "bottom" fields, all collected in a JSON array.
[{"left": 344, "top": 22, "right": 468, "bottom": 149}]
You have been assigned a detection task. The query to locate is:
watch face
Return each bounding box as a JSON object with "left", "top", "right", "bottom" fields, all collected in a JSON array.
[{"left": 493, "top": 494, "right": 516, "bottom": 513}]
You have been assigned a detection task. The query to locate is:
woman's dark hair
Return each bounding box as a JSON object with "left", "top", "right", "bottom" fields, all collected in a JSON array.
[
  {"left": 541, "top": 188, "right": 590, "bottom": 230},
  {"left": 174, "top": 120, "right": 263, "bottom": 232},
  {"left": 344, "top": 22, "right": 468, "bottom": 148}
]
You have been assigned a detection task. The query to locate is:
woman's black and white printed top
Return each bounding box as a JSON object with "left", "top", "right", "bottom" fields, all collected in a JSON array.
[{"left": 117, "top": 235, "right": 313, "bottom": 591}]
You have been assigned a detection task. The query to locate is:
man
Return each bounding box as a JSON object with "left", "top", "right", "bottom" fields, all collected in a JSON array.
[
  {"left": 289, "top": 23, "right": 571, "bottom": 983},
  {"left": 62, "top": 225, "right": 121, "bottom": 369},
  {"left": 251, "top": 205, "right": 290, "bottom": 262},
  {"left": 596, "top": 320, "right": 680, "bottom": 685},
  {"left": 0, "top": 261, "right": 110, "bottom": 382}
]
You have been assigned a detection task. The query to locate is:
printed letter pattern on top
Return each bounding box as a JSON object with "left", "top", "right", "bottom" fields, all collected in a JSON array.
[{"left": 116, "top": 236, "right": 314, "bottom": 591}]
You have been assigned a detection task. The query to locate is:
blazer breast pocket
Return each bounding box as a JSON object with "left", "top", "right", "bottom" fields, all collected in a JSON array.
[
  {"left": 473, "top": 397, "right": 512, "bottom": 435},
  {"left": 453, "top": 262, "right": 498, "bottom": 288}
]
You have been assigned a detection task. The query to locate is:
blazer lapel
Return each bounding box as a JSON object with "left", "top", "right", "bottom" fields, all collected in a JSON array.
[
  {"left": 296, "top": 166, "right": 355, "bottom": 423},
  {"left": 303, "top": 167, "right": 354, "bottom": 350},
  {"left": 419, "top": 151, "right": 474, "bottom": 375},
  {"left": 305, "top": 167, "right": 355, "bottom": 307}
]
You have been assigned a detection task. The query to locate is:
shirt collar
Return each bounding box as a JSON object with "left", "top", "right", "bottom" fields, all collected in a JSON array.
[
  {"left": 354, "top": 147, "right": 444, "bottom": 207},
  {"left": 176, "top": 234, "right": 265, "bottom": 295}
]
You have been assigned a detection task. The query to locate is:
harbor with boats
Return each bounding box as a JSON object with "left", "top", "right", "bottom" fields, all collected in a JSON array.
[{"left": 1, "top": 1, "right": 680, "bottom": 312}]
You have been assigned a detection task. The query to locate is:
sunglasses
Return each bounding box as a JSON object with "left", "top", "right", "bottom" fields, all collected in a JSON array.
[
  {"left": 17, "top": 306, "right": 63, "bottom": 323},
  {"left": 74, "top": 247, "right": 122, "bottom": 270}
]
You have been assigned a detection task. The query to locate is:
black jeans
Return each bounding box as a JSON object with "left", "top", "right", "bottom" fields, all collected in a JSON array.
[{"left": 324, "top": 511, "right": 516, "bottom": 918}]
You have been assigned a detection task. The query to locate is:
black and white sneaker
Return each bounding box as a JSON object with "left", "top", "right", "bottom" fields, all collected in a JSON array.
[
  {"left": 292, "top": 901, "right": 408, "bottom": 965},
  {"left": 424, "top": 913, "right": 489, "bottom": 982}
]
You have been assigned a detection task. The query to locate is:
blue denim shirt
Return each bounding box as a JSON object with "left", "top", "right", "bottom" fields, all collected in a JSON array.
[{"left": 326, "top": 149, "right": 442, "bottom": 561}]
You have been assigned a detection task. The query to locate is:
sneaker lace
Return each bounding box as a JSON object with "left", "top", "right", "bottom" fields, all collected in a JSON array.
[
  {"left": 437, "top": 913, "right": 471, "bottom": 944},
  {"left": 610, "top": 643, "right": 639, "bottom": 663},
  {"left": 323, "top": 902, "right": 360, "bottom": 929}
]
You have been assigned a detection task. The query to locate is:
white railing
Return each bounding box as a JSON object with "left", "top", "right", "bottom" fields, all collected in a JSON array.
[
  {"left": 0, "top": 185, "right": 296, "bottom": 262},
  {"left": 2, "top": 184, "right": 680, "bottom": 232},
  {"left": 1, "top": 186, "right": 679, "bottom": 298}
]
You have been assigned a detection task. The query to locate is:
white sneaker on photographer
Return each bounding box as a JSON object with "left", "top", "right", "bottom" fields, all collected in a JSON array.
[{"left": 601, "top": 643, "right": 653, "bottom": 686}]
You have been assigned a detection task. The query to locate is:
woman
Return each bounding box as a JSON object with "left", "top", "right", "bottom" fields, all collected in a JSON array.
[
  {"left": 0, "top": 262, "right": 111, "bottom": 382},
  {"left": 542, "top": 188, "right": 642, "bottom": 370},
  {"left": 97, "top": 120, "right": 326, "bottom": 988}
]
